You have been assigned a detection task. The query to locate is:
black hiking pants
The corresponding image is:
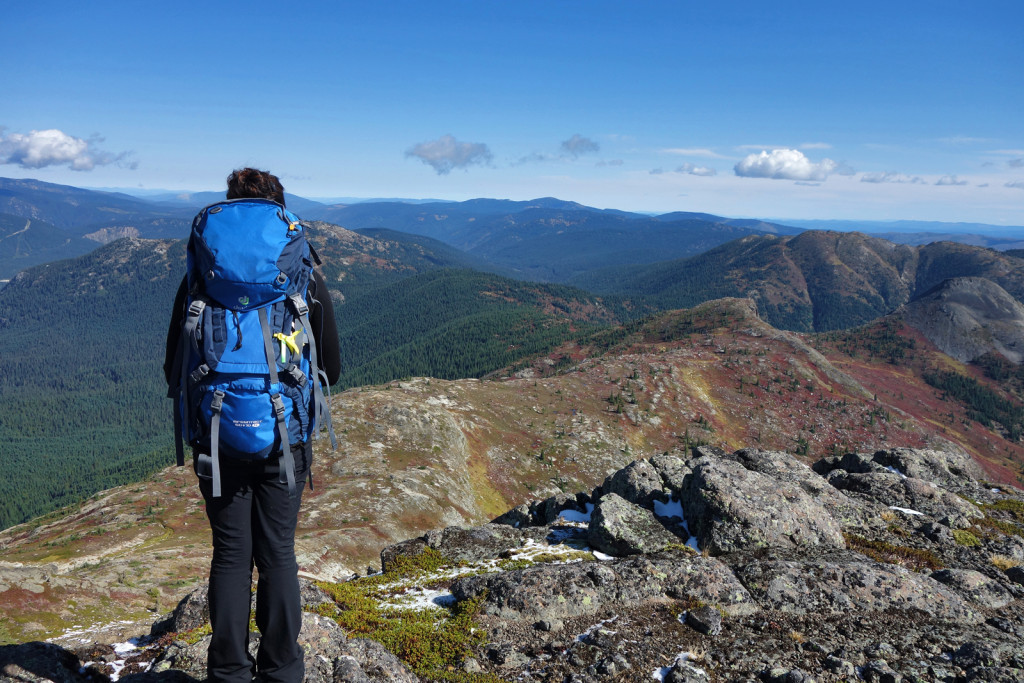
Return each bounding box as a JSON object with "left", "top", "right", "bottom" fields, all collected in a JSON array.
[{"left": 196, "top": 442, "right": 310, "bottom": 683}]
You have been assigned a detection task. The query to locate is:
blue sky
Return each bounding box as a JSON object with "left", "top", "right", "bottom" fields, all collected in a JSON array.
[{"left": 3, "top": 1, "right": 1022, "bottom": 223}]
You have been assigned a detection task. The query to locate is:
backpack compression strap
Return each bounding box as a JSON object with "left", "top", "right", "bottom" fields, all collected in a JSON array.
[
  {"left": 258, "top": 307, "right": 297, "bottom": 498},
  {"left": 209, "top": 390, "right": 225, "bottom": 498}
]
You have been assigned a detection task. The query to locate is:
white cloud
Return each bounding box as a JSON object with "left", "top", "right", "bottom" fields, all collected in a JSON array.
[
  {"left": 0, "top": 128, "right": 134, "bottom": 171},
  {"left": 734, "top": 149, "right": 838, "bottom": 181},
  {"left": 596, "top": 159, "right": 624, "bottom": 167},
  {"left": 860, "top": 171, "right": 925, "bottom": 184},
  {"left": 675, "top": 162, "right": 716, "bottom": 177},
  {"left": 649, "top": 168, "right": 666, "bottom": 175},
  {"left": 1009, "top": 158, "right": 1023, "bottom": 168},
  {"left": 800, "top": 142, "right": 832, "bottom": 150},
  {"left": 405, "top": 134, "right": 493, "bottom": 175},
  {"left": 935, "top": 175, "right": 968, "bottom": 186},
  {"left": 561, "top": 134, "right": 600, "bottom": 158},
  {"left": 1006, "top": 181, "right": 1024, "bottom": 190}
]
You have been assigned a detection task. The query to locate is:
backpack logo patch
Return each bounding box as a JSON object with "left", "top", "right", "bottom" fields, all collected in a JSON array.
[{"left": 238, "top": 295, "right": 250, "bottom": 306}]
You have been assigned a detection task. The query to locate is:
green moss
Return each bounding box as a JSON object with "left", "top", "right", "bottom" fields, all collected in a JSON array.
[
  {"left": 0, "top": 618, "right": 16, "bottom": 646},
  {"left": 314, "top": 555, "right": 506, "bottom": 682},
  {"left": 983, "top": 499, "right": 1024, "bottom": 523},
  {"left": 952, "top": 529, "right": 982, "bottom": 546},
  {"left": 497, "top": 558, "right": 534, "bottom": 571},
  {"left": 664, "top": 542, "right": 699, "bottom": 554},
  {"left": 178, "top": 623, "right": 212, "bottom": 645},
  {"left": 845, "top": 534, "right": 944, "bottom": 571},
  {"left": 381, "top": 546, "right": 452, "bottom": 575}
]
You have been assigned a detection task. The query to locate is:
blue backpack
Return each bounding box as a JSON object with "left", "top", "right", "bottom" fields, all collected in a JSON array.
[{"left": 168, "top": 198, "right": 336, "bottom": 497}]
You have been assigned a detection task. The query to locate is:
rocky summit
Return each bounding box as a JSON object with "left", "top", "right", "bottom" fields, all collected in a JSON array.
[{"left": 3, "top": 445, "right": 1024, "bottom": 682}]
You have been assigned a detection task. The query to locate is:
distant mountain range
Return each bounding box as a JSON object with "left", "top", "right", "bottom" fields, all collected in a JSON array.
[{"left": 4, "top": 176, "right": 1024, "bottom": 281}]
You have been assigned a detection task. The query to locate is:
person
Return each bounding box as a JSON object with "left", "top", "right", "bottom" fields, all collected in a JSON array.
[{"left": 164, "top": 168, "right": 341, "bottom": 683}]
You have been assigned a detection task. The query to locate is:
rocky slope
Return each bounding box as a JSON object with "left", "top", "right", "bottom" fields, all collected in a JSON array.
[
  {"left": 899, "top": 277, "right": 1024, "bottom": 363},
  {"left": 3, "top": 445, "right": 1023, "bottom": 682}
]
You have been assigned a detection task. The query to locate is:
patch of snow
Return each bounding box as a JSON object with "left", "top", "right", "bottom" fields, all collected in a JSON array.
[
  {"left": 575, "top": 616, "right": 618, "bottom": 642},
  {"left": 654, "top": 496, "right": 699, "bottom": 551},
  {"left": 885, "top": 466, "right": 908, "bottom": 478},
  {"left": 592, "top": 550, "right": 615, "bottom": 561},
  {"left": 652, "top": 651, "right": 704, "bottom": 681},
  {"left": 368, "top": 442, "right": 385, "bottom": 450},
  {"left": 991, "top": 488, "right": 1002, "bottom": 494},
  {"left": 889, "top": 506, "right": 925, "bottom": 516},
  {"left": 386, "top": 586, "right": 456, "bottom": 611},
  {"left": 558, "top": 503, "right": 595, "bottom": 524}
]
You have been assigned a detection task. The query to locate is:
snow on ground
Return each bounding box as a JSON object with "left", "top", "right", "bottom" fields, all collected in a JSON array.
[
  {"left": 78, "top": 637, "right": 153, "bottom": 681},
  {"left": 885, "top": 466, "right": 908, "bottom": 478},
  {"left": 558, "top": 503, "right": 595, "bottom": 524},
  {"left": 653, "top": 496, "right": 700, "bottom": 551},
  {"left": 889, "top": 506, "right": 925, "bottom": 516},
  {"left": 652, "top": 651, "right": 708, "bottom": 681},
  {"left": 386, "top": 586, "right": 456, "bottom": 611},
  {"left": 574, "top": 616, "right": 618, "bottom": 643}
]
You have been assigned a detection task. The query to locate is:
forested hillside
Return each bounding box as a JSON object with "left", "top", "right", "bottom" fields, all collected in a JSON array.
[
  {"left": 0, "top": 212, "right": 98, "bottom": 278},
  {"left": 0, "top": 228, "right": 624, "bottom": 529},
  {"left": 0, "top": 239, "right": 182, "bottom": 528},
  {"left": 0, "top": 177, "right": 192, "bottom": 238},
  {"left": 335, "top": 268, "right": 620, "bottom": 388},
  {"left": 570, "top": 231, "right": 1024, "bottom": 333}
]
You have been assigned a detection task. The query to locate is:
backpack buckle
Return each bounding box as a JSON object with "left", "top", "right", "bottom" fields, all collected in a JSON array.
[
  {"left": 189, "top": 364, "right": 211, "bottom": 384},
  {"left": 288, "top": 294, "right": 309, "bottom": 317},
  {"left": 283, "top": 364, "right": 307, "bottom": 386},
  {"left": 210, "top": 390, "right": 225, "bottom": 413},
  {"left": 271, "top": 394, "right": 287, "bottom": 420}
]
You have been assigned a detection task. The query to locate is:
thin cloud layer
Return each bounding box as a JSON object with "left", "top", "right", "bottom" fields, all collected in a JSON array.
[
  {"left": 661, "top": 148, "right": 726, "bottom": 158},
  {"left": 734, "top": 149, "right": 838, "bottom": 181},
  {"left": 935, "top": 175, "right": 968, "bottom": 186},
  {"left": 405, "top": 134, "right": 493, "bottom": 175},
  {"left": 0, "top": 128, "right": 134, "bottom": 171},
  {"left": 861, "top": 171, "right": 925, "bottom": 184},
  {"left": 561, "top": 134, "right": 599, "bottom": 158}
]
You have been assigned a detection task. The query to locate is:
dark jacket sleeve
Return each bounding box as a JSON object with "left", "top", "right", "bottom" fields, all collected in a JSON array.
[
  {"left": 164, "top": 276, "right": 188, "bottom": 387},
  {"left": 309, "top": 269, "right": 341, "bottom": 385}
]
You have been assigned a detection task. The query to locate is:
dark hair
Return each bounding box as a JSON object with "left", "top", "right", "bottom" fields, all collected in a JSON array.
[{"left": 226, "top": 167, "right": 286, "bottom": 206}]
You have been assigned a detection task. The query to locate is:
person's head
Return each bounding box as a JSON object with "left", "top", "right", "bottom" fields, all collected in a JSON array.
[{"left": 226, "top": 167, "right": 286, "bottom": 206}]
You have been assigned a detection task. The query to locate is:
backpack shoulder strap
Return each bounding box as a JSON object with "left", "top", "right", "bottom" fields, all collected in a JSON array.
[
  {"left": 169, "top": 297, "right": 207, "bottom": 467},
  {"left": 290, "top": 293, "right": 337, "bottom": 450}
]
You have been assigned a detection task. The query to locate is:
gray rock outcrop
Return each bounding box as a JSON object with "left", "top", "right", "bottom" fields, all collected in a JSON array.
[{"left": 5, "top": 445, "right": 1023, "bottom": 683}]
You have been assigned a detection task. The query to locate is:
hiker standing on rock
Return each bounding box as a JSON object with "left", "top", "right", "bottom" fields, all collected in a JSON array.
[{"left": 164, "top": 168, "right": 341, "bottom": 683}]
